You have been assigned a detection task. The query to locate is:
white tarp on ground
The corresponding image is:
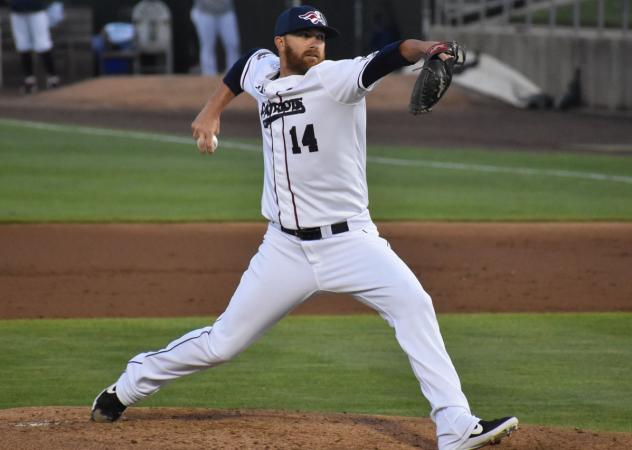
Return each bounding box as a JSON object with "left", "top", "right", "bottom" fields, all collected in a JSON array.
[
  {"left": 452, "top": 53, "right": 544, "bottom": 108},
  {"left": 403, "top": 52, "right": 545, "bottom": 108}
]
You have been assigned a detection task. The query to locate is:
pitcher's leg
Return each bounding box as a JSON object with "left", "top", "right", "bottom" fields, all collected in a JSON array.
[
  {"left": 356, "top": 278, "right": 478, "bottom": 449},
  {"left": 315, "top": 230, "right": 477, "bottom": 447},
  {"left": 115, "top": 227, "right": 318, "bottom": 406},
  {"left": 353, "top": 276, "right": 473, "bottom": 421}
]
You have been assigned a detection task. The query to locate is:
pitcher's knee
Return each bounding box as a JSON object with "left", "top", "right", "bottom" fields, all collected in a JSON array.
[
  {"left": 395, "top": 281, "right": 435, "bottom": 317},
  {"left": 207, "top": 332, "right": 251, "bottom": 364},
  {"left": 418, "top": 289, "right": 434, "bottom": 309}
]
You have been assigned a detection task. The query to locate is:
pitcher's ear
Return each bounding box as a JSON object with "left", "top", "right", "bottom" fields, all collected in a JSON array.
[{"left": 274, "top": 36, "right": 285, "bottom": 51}]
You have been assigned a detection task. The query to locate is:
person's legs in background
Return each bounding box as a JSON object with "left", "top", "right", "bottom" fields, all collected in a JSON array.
[
  {"left": 38, "top": 51, "right": 59, "bottom": 88},
  {"left": 217, "top": 10, "right": 240, "bottom": 70},
  {"left": 10, "top": 12, "right": 37, "bottom": 93},
  {"left": 29, "top": 10, "right": 59, "bottom": 88},
  {"left": 10, "top": 10, "right": 58, "bottom": 93},
  {"left": 191, "top": 7, "right": 219, "bottom": 75},
  {"left": 18, "top": 52, "right": 37, "bottom": 93}
]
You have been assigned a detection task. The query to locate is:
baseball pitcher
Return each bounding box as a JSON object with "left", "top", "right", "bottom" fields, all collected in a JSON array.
[{"left": 91, "top": 6, "right": 518, "bottom": 449}]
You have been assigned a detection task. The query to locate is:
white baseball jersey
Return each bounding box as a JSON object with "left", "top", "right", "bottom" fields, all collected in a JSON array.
[{"left": 240, "top": 49, "right": 381, "bottom": 229}]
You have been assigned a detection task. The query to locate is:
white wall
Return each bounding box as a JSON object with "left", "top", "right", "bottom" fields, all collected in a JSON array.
[{"left": 431, "top": 26, "right": 632, "bottom": 110}]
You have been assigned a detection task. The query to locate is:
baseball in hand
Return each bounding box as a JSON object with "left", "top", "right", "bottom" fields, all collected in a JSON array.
[{"left": 197, "top": 134, "right": 219, "bottom": 153}]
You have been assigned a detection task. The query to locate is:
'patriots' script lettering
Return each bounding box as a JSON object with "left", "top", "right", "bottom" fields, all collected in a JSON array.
[{"left": 261, "top": 98, "right": 306, "bottom": 128}]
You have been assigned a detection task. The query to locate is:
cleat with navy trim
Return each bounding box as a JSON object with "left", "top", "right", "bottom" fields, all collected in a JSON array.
[
  {"left": 456, "top": 416, "right": 519, "bottom": 449},
  {"left": 91, "top": 383, "right": 127, "bottom": 423}
]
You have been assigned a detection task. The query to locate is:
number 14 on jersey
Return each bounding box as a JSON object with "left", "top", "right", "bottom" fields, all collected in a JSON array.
[{"left": 289, "top": 124, "right": 319, "bottom": 154}]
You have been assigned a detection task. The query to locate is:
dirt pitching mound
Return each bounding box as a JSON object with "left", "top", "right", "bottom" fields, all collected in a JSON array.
[{"left": 1, "top": 407, "right": 630, "bottom": 450}]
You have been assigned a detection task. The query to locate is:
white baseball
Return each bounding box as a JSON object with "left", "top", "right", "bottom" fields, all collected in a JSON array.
[
  {"left": 196, "top": 135, "right": 219, "bottom": 153},
  {"left": 196, "top": 136, "right": 205, "bottom": 152}
]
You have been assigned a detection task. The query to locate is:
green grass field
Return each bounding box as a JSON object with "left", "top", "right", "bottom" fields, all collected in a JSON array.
[
  {"left": 1, "top": 119, "right": 631, "bottom": 222},
  {"left": 1, "top": 118, "right": 631, "bottom": 434},
  {"left": 0, "top": 314, "right": 630, "bottom": 432}
]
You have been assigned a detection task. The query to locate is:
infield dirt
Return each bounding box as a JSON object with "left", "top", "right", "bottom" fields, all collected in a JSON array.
[
  {"left": 1, "top": 223, "right": 631, "bottom": 318},
  {"left": 2, "top": 407, "right": 632, "bottom": 450}
]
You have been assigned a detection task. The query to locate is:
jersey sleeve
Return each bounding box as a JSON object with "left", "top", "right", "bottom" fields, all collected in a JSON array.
[
  {"left": 314, "top": 51, "right": 383, "bottom": 105},
  {"left": 240, "top": 49, "right": 280, "bottom": 98},
  {"left": 222, "top": 48, "right": 261, "bottom": 96}
]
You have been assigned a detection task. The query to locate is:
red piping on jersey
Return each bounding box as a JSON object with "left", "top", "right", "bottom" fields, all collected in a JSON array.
[
  {"left": 268, "top": 120, "right": 283, "bottom": 226},
  {"left": 277, "top": 93, "right": 301, "bottom": 229}
]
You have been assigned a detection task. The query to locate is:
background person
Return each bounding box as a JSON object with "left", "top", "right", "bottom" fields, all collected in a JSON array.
[
  {"left": 7, "top": 0, "right": 60, "bottom": 93},
  {"left": 190, "top": 0, "right": 240, "bottom": 75}
]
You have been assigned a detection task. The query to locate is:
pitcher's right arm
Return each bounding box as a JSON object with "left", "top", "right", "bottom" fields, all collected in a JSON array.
[{"left": 191, "top": 48, "right": 266, "bottom": 154}]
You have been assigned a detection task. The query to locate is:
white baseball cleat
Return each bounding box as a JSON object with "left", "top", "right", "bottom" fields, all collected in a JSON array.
[{"left": 455, "top": 416, "right": 519, "bottom": 449}]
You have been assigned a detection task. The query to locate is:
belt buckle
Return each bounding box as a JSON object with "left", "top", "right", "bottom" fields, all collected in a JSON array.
[
  {"left": 331, "top": 221, "right": 350, "bottom": 235},
  {"left": 298, "top": 227, "right": 322, "bottom": 240}
]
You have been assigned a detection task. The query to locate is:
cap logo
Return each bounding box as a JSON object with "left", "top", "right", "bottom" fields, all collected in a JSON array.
[{"left": 298, "top": 10, "right": 327, "bottom": 26}]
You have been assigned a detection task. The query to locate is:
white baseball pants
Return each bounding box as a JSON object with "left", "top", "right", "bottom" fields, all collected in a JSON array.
[
  {"left": 190, "top": 7, "right": 240, "bottom": 75},
  {"left": 10, "top": 11, "right": 53, "bottom": 53},
  {"left": 116, "top": 216, "right": 477, "bottom": 448}
]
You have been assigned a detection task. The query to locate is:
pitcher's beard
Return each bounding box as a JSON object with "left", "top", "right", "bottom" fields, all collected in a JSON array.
[{"left": 284, "top": 45, "right": 323, "bottom": 75}]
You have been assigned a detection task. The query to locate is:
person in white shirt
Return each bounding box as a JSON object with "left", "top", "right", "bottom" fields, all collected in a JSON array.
[{"left": 91, "top": 6, "right": 518, "bottom": 450}]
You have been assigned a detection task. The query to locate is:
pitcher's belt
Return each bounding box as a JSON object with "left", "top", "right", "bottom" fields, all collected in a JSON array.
[{"left": 280, "top": 221, "right": 349, "bottom": 241}]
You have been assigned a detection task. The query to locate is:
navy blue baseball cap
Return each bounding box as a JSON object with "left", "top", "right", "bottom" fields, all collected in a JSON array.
[{"left": 274, "top": 5, "right": 340, "bottom": 39}]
